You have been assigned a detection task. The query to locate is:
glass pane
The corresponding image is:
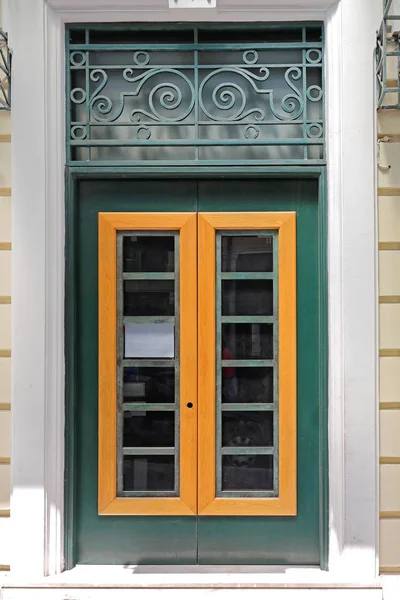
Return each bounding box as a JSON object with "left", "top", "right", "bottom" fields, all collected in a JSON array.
[
  {"left": 222, "top": 412, "right": 274, "bottom": 448},
  {"left": 124, "top": 323, "right": 175, "bottom": 358},
  {"left": 124, "top": 280, "right": 174, "bottom": 316},
  {"left": 222, "top": 323, "right": 273, "bottom": 360},
  {"left": 123, "top": 367, "right": 175, "bottom": 403},
  {"left": 123, "top": 235, "right": 174, "bottom": 273},
  {"left": 222, "top": 280, "right": 273, "bottom": 316},
  {"left": 124, "top": 456, "right": 175, "bottom": 492},
  {"left": 123, "top": 411, "right": 174, "bottom": 447},
  {"left": 221, "top": 235, "right": 273, "bottom": 272},
  {"left": 222, "top": 367, "right": 273, "bottom": 404},
  {"left": 222, "top": 454, "right": 273, "bottom": 491}
]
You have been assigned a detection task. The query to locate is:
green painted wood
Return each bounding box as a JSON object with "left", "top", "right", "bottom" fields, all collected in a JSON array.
[
  {"left": 72, "top": 178, "right": 197, "bottom": 565},
  {"left": 197, "top": 178, "right": 321, "bottom": 566},
  {"left": 123, "top": 403, "right": 176, "bottom": 412},
  {"left": 123, "top": 448, "right": 175, "bottom": 456},
  {"left": 221, "top": 316, "right": 274, "bottom": 323},
  {"left": 67, "top": 175, "right": 326, "bottom": 568},
  {"left": 221, "top": 273, "right": 274, "bottom": 280},
  {"left": 221, "top": 447, "right": 274, "bottom": 455},
  {"left": 123, "top": 273, "right": 175, "bottom": 280},
  {"left": 220, "top": 403, "right": 275, "bottom": 411}
]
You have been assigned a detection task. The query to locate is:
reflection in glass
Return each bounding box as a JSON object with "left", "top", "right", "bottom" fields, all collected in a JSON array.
[
  {"left": 123, "top": 367, "right": 175, "bottom": 403},
  {"left": 124, "top": 280, "right": 174, "bottom": 316},
  {"left": 124, "top": 323, "right": 175, "bottom": 358},
  {"left": 123, "top": 456, "right": 174, "bottom": 492},
  {"left": 222, "top": 367, "right": 273, "bottom": 404},
  {"left": 123, "top": 235, "right": 174, "bottom": 273},
  {"left": 222, "top": 280, "right": 273, "bottom": 316},
  {"left": 222, "top": 235, "right": 273, "bottom": 272},
  {"left": 222, "top": 454, "right": 273, "bottom": 491},
  {"left": 123, "top": 411, "right": 174, "bottom": 447},
  {"left": 222, "top": 323, "right": 273, "bottom": 360},
  {"left": 222, "top": 411, "right": 274, "bottom": 448}
]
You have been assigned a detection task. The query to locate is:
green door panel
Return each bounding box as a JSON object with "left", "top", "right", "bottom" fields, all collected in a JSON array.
[
  {"left": 74, "top": 179, "right": 197, "bottom": 565},
  {"left": 197, "top": 179, "right": 320, "bottom": 565},
  {"left": 71, "top": 177, "right": 322, "bottom": 566}
]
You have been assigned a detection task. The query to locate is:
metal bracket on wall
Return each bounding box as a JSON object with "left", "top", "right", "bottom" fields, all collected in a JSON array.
[
  {"left": 0, "top": 29, "right": 11, "bottom": 111},
  {"left": 377, "top": 0, "right": 400, "bottom": 110},
  {"left": 378, "top": 136, "right": 393, "bottom": 171}
]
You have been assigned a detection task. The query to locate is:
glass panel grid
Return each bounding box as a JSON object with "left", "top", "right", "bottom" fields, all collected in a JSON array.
[
  {"left": 117, "top": 231, "right": 180, "bottom": 497},
  {"left": 66, "top": 24, "right": 324, "bottom": 166},
  {"left": 216, "top": 230, "right": 278, "bottom": 498}
]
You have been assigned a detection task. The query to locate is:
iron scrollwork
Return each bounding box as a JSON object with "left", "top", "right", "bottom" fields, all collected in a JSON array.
[
  {"left": 67, "top": 25, "right": 324, "bottom": 164},
  {"left": 0, "top": 28, "right": 11, "bottom": 111}
]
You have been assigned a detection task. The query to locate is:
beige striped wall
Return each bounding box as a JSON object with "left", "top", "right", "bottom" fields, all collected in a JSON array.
[
  {"left": 378, "top": 36, "right": 400, "bottom": 573},
  {"left": 0, "top": 0, "right": 11, "bottom": 574}
]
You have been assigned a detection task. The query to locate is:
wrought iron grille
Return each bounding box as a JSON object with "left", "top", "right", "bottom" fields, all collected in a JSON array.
[
  {"left": 66, "top": 24, "right": 324, "bottom": 166},
  {"left": 377, "top": 0, "right": 400, "bottom": 110},
  {"left": 0, "top": 29, "right": 11, "bottom": 111}
]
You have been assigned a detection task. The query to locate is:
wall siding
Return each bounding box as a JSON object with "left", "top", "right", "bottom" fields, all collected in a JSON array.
[
  {"left": 378, "top": 35, "right": 400, "bottom": 572},
  {"left": 0, "top": 0, "right": 11, "bottom": 574}
]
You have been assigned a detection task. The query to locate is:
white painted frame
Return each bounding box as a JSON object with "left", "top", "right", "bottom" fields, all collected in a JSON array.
[{"left": 3, "top": 0, "right": 381, "bottom": 582}]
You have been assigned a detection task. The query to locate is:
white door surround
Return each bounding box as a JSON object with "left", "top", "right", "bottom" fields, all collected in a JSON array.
[{"left": 3, "top": 0, "right": 381, "bottom": 585}]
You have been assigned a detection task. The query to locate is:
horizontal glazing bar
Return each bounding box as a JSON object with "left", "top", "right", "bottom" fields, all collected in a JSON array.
[
  {"left": 71, "top": 139, "right": 324, "bottom": 147},
  {"left": 221, "top": 446, "right": 274, "bottom": 455},
  {"left": 220, "top": 231, "right": 278, "bottom": 237},
  {"left": 222, "top": 360, "right": 275, "bottom": 367},
  {"left": 221, "top": 403, "right": 275, "bottom": 411},
  {"left": 221, "top": 316, "right": 274, "bottom": 324},
  {"left": 123, "top": 403, "right": 176, "bottom": 412},
  {"left": 123, "top": 359, "right": 176, "bottom": 367},
  {"left": 221, "top": 272, "right": 274, "bottom": 280},
  {"left": 123, "top": 316, "right": 175, "bottom": 324},
  {"left": 70, "top": 63, "right": 321, "bottom": 70},
  {"left": 68, "top": 22, "right": 321, "bottom": 31},
  {"left": 123, "top": 447, "right": 175, "bottom": 455},
  {"left": 120, "top": 231, "right": 177, "bottom": 237},
  {"left": 69, "top": 42, "right": 323, "bottom": 51},
  {"left": 69, "top": 159, "right": 326, "bottom": 167},
  {"left": 119, "top": 490, "right": 178, "bottom": 498},
  {"left": 69, "top": 165, "right": 325, "bottom": 175},
  {"left": 123, "top": 273, "right": 175, "bottom": 280},
  {"left": 72, "top": 120, "right": 322, "bottom": 127},
  {"left": 219, "top": 490, "right": 276, "bottom": 498}
]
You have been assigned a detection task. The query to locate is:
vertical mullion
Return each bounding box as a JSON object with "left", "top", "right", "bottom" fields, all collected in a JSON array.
[
  {"left": 66, "top": 29, "right": 71, "bottom": 164},
  {"left": 216, "top": 233, "right": 222, "bottom": 494},
  {"left": 321, "top": 25, "right": 326, "bottom": 160},
  {"left": 302, "top": 27, "right": 307, "bottom": 161},
  {"left": 174, "top": 232, "right": 180, "bottom": 495},
  {"left": 273, "top": 231, "right": 279, "bottom": 496},
  {"left": 194, "top": 28, "right": 199, "bottom": 162},
  {"left": 116, "top": 233, "right": 124, "bottom": 494},
  {"left": 85, "top": 29, "right": 90, "bottom": 162}
]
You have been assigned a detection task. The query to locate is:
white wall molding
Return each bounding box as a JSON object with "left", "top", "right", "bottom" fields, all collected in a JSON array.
[
  {"left": 325, "top": 0, "right": 345, "bottom": 574},
  {"left": 6, "top": 0, "right": 381, "bottom": 582},
  {"left": 43, "top": 1, "right": 66, "bottom": 577}
]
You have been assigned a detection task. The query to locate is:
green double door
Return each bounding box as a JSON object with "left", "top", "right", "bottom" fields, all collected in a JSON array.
[{"left": 72, "top": 176, "right": 323, "bottom": 566}]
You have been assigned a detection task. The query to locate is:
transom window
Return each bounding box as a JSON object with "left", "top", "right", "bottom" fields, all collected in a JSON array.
[{"left": 66, "top": 24, "right": 324, "bottom": 166}]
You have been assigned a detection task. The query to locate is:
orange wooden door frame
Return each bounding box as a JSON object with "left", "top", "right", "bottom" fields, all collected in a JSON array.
[
  {"left": 98, "top": 212, "right": 197, "bottom": 516},
  {"left": 98, "top": 211, "right": 296, "bottom": 517},
  {"left": 197, "top": 212, "right": 297, "bottom": 516}
]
